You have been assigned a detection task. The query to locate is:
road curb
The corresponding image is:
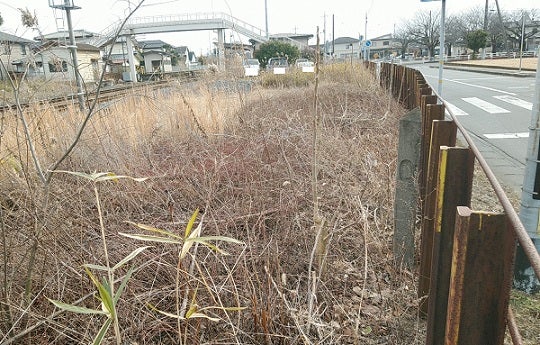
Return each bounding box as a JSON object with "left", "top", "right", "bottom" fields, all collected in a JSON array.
[{"left": 428, "top": 64, "right": 536, "bottom": 78}]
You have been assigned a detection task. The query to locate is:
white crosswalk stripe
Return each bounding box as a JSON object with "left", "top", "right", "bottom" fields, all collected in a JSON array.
[
  {"left": 445, "top": 102, "right": 468, "bottom": 116},
  {"left": 493, "top": 95, "right": 533, "bottom": 110},
  {"left": 462, "top": 97, "right": 510, "bottom": 114}
]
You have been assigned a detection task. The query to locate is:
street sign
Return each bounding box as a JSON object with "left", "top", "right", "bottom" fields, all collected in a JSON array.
[{"left": 364, "top": 40, "right": 372, "bottom": 47}]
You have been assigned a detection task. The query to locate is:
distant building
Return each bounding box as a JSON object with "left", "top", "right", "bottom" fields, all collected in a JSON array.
[
  {"left": 100, "top": 36, "right": 143, "bottom": 77},
  {"left": 325, "top": 37, "right": 361, "bottom": 59},
  {"left": 13, "top": 41, "right": 101, "bottom": 82},
  {"left": 368, "top": 33, "right": 400, "bottom": 59},
  {"left": 269, "top": 33, "right": 314, "bottom": 50},
  {"left": 34, "top": 29, "right": 96, "bottom": 44},
  {"left": 0, "top": 32, "right": 35, "bottom": 80},
  {"left": 139, "top": 39, "right": 174, "bottom": 73}
]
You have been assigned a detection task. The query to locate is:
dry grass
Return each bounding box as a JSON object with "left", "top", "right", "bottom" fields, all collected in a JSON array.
[{"left": 0, "top": 61, "right": 535, "bottom": 344}]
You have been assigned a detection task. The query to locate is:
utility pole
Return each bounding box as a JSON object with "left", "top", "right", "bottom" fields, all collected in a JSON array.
[
  {"left": 519, "top": 11, "right": 526, "bottom": 72},
  {"left": 438, "top": 0, "right": 446, "bottom": 97},
  {"left": 494, "top": 0, "right": 510, "bottom": 55},
  {"left": 49, "top": 0, "right": 85, "bottom": 111},
  {"left": 323, "top": 13, "right": 327, "bottom": 58},
  {"left": 332, "top": 14, "right": 335, "bottom": 57},
  {"left": 482, "top": 0, "right": 489, "bottom": 59},
  {"left": 515, "top": 46, "right": 540, "bottom": 293},
  {"left": 264, "top": 0, "right": 269, "bottom": 39},
  {"left": 483, "top": 0, "right": 489, "bottom": 30}
]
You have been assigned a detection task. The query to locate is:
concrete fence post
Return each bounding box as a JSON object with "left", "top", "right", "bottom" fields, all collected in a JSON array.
[{"left": 393, "top": 108, "right": 422, "bottom": 268}]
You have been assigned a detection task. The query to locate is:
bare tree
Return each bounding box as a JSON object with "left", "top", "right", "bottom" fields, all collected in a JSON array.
[
  {"left": 504, "top": 9, "right": 538, "bottom": 52},
  {"left": 393, "top": 23, "right": 413, "bottom": 58},
  {"left": 406, "top": 10, "right": 440, "bottom": 58}
]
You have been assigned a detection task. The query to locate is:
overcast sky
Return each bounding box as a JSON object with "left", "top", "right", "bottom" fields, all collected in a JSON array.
[{"left": 0, "top": 0, "right": 538, "bottom": 55}]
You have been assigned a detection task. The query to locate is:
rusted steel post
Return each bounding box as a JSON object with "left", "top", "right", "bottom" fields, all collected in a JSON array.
[
  {"left": 425, "top": 147, "right": 474, "bottom": 344},
  {"left": 507, "top": 307, "right": 523, "bottom": 345},
  {"left": 418, "top": 120, "right": 457, "bottom": 317},
  {"left": 445, "top": 207, "right": 515, "bottom": 345},
  {"left": 418, "top": 100, "right": 443, "bottom": 215}
]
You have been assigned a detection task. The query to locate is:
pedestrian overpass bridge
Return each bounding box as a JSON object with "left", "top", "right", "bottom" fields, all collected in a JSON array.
[{"left": 90, "top": 12, "right": 268, "bottom": 82}]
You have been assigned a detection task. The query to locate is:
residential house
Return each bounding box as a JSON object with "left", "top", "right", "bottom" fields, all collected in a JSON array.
[
  {"left": 0, "top": 32, "right": 35, "bottom": 80},
  {"left": 326, "top": 37, "right": 361, "bottom": 59},
  {"left": 220, "top": 42, "right": 253, "bottom": 58},
  {"left": 269, "top": 33, "right": 314, "bottom": 51},
  {"left": 100, "top": 36, "right": 143, "bottom": 77},
  {"left": 13, "top": 41, "right": 101, "bottom": 83},
  {"left": 173, "top": 46, "right": 199, "bottom": 70},
  {"left": 368, "top": 33, "right": 400, "bottom": 59},
  {"left": 139, "top": 40, "right": 174, "bottom": 74},
  {"left": 34, "top": 29, "right": 96, "bottom": 44}
]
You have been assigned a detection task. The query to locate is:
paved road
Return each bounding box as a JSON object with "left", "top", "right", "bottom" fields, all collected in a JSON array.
[{"left": 414, "top": 63, "right": 537, "bottom": 194}]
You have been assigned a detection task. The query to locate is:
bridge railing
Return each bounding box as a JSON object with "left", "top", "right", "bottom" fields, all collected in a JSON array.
[
  {"left": 91, "top": 12, "right": 268, "bottom": 46},
  {"left": 369, "top": 60, "right": 540, "bottom": 345}
]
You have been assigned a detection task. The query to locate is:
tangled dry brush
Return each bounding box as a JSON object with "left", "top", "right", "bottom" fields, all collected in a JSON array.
[{"left": 0, "top": 64, "right": 425, "bottom": 344}]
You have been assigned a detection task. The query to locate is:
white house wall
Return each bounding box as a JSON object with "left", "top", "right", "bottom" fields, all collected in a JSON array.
[
  {"left": 144, "top": 53, "right": 172, "bottom": 73},
  {"left": 39, "top": 47, "right": 101, "bottom": 83},
  {"left": 0, "top": 42, "right": 30, "bottom": 78}
]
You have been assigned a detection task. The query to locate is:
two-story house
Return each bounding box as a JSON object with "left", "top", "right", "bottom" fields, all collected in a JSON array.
[
  {"left": 14, "top": 41, "right": 101, "bottom": 82},
  {"left": 327, "top": 37, "right": 361, "bottom": 59},
  {"left": 100, "top": 36, "right": 143, "bottom": 79},
  {"left": 139, "top": 40, "right": 174, "bottom": 74},
  {"left": 368, "top": 34, "right": 400, "bottom": 59},
  {"left": 0, "top": 32, "right": 36, "bottom": 80}
]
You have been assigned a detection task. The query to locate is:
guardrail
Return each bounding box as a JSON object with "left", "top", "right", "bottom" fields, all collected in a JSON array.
[{"left": 369, "top": 60, "right": 540, "bottom": 345}]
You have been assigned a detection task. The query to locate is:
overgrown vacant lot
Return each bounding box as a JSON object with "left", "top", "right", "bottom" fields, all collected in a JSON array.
[{"left": 4, "top": 62, "right": 519, "bottom": 344}]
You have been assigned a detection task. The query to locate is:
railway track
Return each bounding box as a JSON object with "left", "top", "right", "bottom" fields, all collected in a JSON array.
[{"left": 0, "top": 76, "right": 194, "bottom": 113}]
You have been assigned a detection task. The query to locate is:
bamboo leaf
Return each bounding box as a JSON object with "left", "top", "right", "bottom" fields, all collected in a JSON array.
[
  {"left": 53, "top": 170, "right": 97, "bottom": 181},
  {"left": 185, "top": 236, "right": 244, "bottom": 245},
  {"left": 190, "top": 240, "right": 228, "bottom": 256},
  {"left": 185, "top": 304, "right": 198, "bottom": 319},
  {"left": 114, "top": 267, "right": 134, "bottom": 304},
  {"left": 53, "top": 170, "right": 148, "bottom": 183},
  {"left": 82, "top": 264, "right": 109, "bottom": 272},
  {"left": 180, "top": 221, "right": 202, "bottom": 259},
  {"left": 84, "top": 266, "right": 101, "bottom": 288},
  {"left": 198, "top": 305, "right": 247, "bottom": 313},
  {"left": 112, "top": 246, "right": 150, "bottom": 271},
  {"left": 184, "top": 208, "right": 199, "bottom": 238},
  {"left": 92, "top": 318, "right": 113, "bottom": 345},
  {"left": 146, "top": 303, "right": 221, "bottom": 322},
  {"left": 48, "top": 299, "right": 106, "bottom": 315},
  {"left": 186, "top": 311, "right": 220, "bottom": 322},
  {"left": 95, "top": 173, "right": 149, "bottom": 183},
  {"left": 126, "top": 221, "right": 182, "bottom": 239},
  {"left": 96, "top": 278, "right": 114, "bottom": 318},
  {"left": 146, "top": 303, "right": 185, "bottom": 320},
  {"left": 119, "top": 232, "right": 182, "bottom": 244}
]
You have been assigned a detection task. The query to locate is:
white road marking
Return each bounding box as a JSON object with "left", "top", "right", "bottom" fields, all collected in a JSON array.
[
  {"left": 462, "top": 97, "right": 511, "bottom": 114},
  {"left": 507, "top": 86, "right": 530, "bottom": 89},
  {"left": 445, "top": 79, "right": 517, "bottom": 96},
  {"left": 445, "top": 102, "right": 469, "bottom": 116},
  {"left": 493, "top": 95, "right": 533, "bottom": 110},
  {"left": 484, "top": 132, "right": 529, "bottom": 139}
]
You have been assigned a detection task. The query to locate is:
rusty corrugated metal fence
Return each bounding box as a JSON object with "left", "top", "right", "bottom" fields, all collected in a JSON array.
[{"left": 371, "top": 61, "right": 540, "bottom": 345}]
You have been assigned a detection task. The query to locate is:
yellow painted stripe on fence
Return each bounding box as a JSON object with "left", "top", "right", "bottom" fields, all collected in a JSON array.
[{"left": 435, "top": 148, "right": 448, "bottom": 233}]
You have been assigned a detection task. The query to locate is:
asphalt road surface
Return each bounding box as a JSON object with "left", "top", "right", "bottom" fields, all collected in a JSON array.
[{"left": 414, "top": 63, "right": 537, "bottom": 194}]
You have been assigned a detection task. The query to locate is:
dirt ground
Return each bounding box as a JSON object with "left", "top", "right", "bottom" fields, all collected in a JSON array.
[{"left": 448, "top": 57, "right": 538, "bottom": 70}]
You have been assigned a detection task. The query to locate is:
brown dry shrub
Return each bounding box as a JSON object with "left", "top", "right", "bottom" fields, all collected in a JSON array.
[{"left": 0, "top": 63, "right": 424, "bottom": 344}]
